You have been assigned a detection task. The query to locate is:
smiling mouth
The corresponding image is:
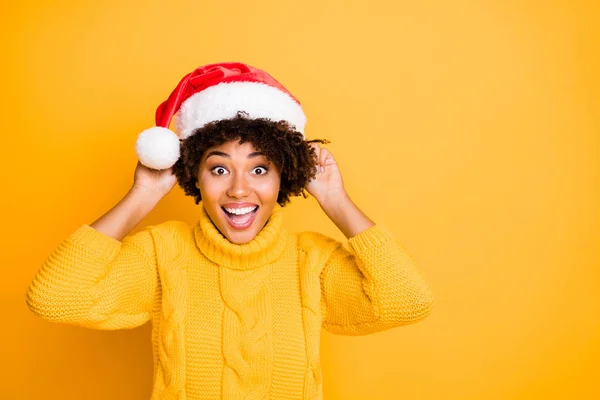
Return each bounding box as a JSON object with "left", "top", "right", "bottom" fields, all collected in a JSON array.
[{"left": 221, "top": 206, "right": 259, "bottom": 229}]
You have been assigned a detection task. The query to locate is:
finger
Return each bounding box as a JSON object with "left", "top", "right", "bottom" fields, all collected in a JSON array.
[
  {"left": 310, "top": 143, "right": 320, "bottom": 161},
  {"left": 319, "top": 149, "right": 333, "bottom": 170},
  {"left": 309, "top": 144, "right": 321, "bottom": 171},
  {"left": 319, "top": 149, "right": 328, "bottom": 164},
  {"left": 313, "top": 149, "right": 322, "bottom": 174}
]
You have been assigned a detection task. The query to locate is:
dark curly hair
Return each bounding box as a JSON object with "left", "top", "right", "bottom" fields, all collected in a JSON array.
[{"left": 172, "top": 112, "right": 328, "bottom": 207}]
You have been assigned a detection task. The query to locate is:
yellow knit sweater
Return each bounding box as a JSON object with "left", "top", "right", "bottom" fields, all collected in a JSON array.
[{"left": 26, "top": 202, "right": 434, "bottom": 399}]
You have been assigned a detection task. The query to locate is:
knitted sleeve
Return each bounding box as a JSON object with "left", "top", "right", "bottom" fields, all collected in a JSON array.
[
  {"left": 319, "top": 224, "right": 434, "bottom": 336},
  {"left": 26, "top": 224, "right": 159, "bottom": 330}
]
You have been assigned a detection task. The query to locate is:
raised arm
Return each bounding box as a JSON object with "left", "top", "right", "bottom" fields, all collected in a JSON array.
[
  {"left": 25, "top": 162, "right": 176, "bottom": 330},
  {"left": 305, "top": 143, "right": 434, "bottom": 335},
  {"left": 90, "top": 161, "right": 177, "bottom": 240}
]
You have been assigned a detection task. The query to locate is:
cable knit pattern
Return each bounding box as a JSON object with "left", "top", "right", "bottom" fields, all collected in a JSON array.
[
  {"left": 26, "top": 202, "right": 434, "bottom": 399},
  {"left": 297, "top": 233, "right": 341, "bottom": 400},
  {"left": 151, "top": 226, "right": 190, "bottom": 400},
  {"left": 221, "top": 266, "right": 273, "bottom": 399}
]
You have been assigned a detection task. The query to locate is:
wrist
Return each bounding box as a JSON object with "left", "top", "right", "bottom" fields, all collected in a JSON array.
[
  {"left": 317, "top": 189, "right": 350, "bottom": 212},
  {"left": 130, "top": 184, "right": 167, "bottom": 199},
  {"left": 127, "top": 185, "right": 164, "bottom": 211},
  {"left": 318, "top": 190, "right": 375, "bottom": 239}
]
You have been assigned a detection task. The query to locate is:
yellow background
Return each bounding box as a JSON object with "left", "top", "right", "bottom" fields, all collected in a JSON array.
[{"left": 3, "top": 0, "right": 599, "bottom": 399}]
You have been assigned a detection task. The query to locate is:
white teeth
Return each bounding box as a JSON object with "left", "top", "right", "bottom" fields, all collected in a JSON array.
[{"left": 224, "top": 206, "right": 257, "bottom": 215}]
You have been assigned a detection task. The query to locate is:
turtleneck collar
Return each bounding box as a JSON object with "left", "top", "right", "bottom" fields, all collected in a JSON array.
[{"left": 194, "top": 201, "right": 287, "bottom": 270}]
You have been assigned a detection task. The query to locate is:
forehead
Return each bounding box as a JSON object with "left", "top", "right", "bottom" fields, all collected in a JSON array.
[
  {"left": 208, "top": 139, "right": 258, "bottom": 152},
  {"left": 201, "top": 139, "right": 267, "bottom": 161}
]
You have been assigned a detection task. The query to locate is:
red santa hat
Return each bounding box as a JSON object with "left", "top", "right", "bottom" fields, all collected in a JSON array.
[{"left": 135, "top": 62, "right": 307, "bottom": 170}]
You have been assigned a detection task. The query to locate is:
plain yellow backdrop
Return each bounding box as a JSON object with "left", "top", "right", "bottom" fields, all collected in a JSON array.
[{"left": 2, "top": 0, "right": 599, "bottom": 399}]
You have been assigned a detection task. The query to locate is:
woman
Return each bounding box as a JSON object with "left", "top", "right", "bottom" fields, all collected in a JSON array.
[{"left": 26, "top": 62, "right": 434, "bottom": 399}]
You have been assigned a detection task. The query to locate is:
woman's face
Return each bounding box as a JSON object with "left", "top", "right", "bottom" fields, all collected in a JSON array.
[{"left": 196, "top": 139, "right": 281, "bottom": 244}]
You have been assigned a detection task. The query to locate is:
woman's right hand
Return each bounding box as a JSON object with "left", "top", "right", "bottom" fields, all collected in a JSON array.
[{"left": 132, "top": 161, "right": 178, "bottom": 199}]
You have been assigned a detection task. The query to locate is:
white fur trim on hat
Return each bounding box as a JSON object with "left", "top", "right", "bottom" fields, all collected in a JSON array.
[
  {"left": 174, "top": 81, "right": 307, "bottom": 139},
  {"left": 135, "top": 127, "right": 181, "bottom": 170}
]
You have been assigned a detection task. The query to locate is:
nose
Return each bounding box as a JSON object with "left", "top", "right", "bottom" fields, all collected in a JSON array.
[{"left": 226, "top": 172, "right": 251, "bottom": 198}]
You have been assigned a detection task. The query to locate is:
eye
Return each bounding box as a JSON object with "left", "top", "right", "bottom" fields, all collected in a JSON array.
[
  {"left": 211, "top": 166, "right": 228, "bottom": 176},
  {"left": 253, "top": 166, "right": 269, "bottom": 175}
]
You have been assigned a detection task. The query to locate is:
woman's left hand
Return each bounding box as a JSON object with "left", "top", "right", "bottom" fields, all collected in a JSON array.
[{"left": 305, "top": 143, "right": 347, "bottom": 206}]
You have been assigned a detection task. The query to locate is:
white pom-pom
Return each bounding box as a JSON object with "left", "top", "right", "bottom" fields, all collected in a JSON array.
[{"left": 135, "top": 127, "right": 180, "bottom": 170}]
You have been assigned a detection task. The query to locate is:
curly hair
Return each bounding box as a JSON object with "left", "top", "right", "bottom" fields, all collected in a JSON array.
[{"left": 172, "top": 112, "right": 328, "bottom": 207}]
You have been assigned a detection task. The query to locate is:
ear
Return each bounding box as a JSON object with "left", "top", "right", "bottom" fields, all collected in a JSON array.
[{"left": 195, "top": 180, "right": 200, "bottom": 189}]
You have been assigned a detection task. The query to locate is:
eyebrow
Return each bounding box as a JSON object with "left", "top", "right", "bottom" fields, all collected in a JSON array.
[{"left": 204, "top": 151, "right": 265, "bottom": 161}]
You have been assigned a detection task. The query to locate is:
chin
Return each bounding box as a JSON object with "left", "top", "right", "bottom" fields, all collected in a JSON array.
[{"left": 222, "top": 225, "right": 263, "bottom": 244}]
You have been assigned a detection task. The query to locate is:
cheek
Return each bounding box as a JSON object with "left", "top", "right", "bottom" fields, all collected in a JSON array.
[
  {"left": 198, "top": 175, "right": 224, "bottom": 200},
  {"left": 255, "top": 177, "right": 280, "bottom": 199}
]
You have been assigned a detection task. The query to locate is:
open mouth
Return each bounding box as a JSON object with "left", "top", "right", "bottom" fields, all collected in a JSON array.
[{"left": 221, "top": 206, "right": 259, "bottom": 229}]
